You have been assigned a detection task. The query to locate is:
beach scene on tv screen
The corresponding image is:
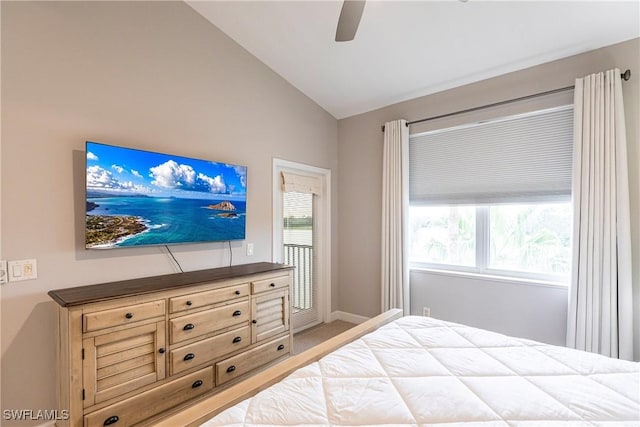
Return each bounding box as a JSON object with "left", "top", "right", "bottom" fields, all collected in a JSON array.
[{"left": 85, "top": 142, "right": 247, "bottom": 249}]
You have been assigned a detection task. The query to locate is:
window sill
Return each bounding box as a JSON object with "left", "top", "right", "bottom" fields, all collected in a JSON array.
[{"left": 409, "top": 266, "right": 569, "bottom": 290}]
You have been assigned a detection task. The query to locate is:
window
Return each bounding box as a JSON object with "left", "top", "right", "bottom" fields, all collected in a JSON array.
[
  {"left": 410, "top": 206, "right": 475, "bottom": 267},
  {"left": 410, "top": 203, "right": 572, "bottom": 281},
  {"left": 488, "top": 203, "right": 571, "bottom": 275},
  {"left": 408, "top": 106, "right": 573, "bottom": 283},
  {"left": 283, "top": 191, "right": 314, "bottom": 311}
]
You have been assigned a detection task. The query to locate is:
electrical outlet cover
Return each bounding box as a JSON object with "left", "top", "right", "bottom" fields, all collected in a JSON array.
[{"left": 0, "top": 260, "right": 7, "bottom": 284}]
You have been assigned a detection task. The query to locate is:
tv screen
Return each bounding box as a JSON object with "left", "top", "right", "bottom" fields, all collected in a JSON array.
[{"left": 85, "top": 141, "right": 247, "bottom": 249}]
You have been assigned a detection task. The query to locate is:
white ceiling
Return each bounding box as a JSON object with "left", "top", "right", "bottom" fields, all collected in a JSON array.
[{"left": 187, "top": 1, "right": 640, "bottom": 119}]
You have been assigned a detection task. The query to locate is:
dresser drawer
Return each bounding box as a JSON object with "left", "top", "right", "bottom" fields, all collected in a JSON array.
[
  {"left": 216, "top": 335, "right": 289, "bottom": 385},
  {"left": 83, "top": 300, "right": 165, "bottom": 332},
  {"left": 169, "top": 283, "right": 250, "bottom": 313},
  {"left": 170, "top": 326, "right": 251, "bottom": 375},
  {"left": 84, "top": 366, "right": 213, "bottom": 427},
  {"left": 251, "top": 275, "right": 290, "bottom": 294},
  {"left": 170, "top": 300, "right": 250, "bottom": 344}
]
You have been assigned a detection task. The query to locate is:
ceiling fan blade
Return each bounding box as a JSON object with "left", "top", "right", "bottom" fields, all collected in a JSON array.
[{"left": 335, "top": 0, "right": 366, "bottom": 42}]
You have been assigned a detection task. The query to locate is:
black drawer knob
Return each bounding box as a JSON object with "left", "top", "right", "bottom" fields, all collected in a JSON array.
[
  {"left": 125, "top": 313, "right": 133, "bottom": 319},
  {"left": 232, "top": 336, "right": 242, "bottom": 343},
  {"left": 226, "top": 365, "right": 236, "bottom": 373},
  {"left": 252, "top": 320, "right": 257, "bottom": 324},
  {"left": 183, "top": 323, "right": 195, "bottom": 331},
  {"left": 192, "top": 379, "right": 203, "bottom": 388},
  {"left": 103, "top": 415, "right": 119, "bottom": 426},
  {"left": 269, "top": 283, "right": 276, "bottom": 287},
  {"left": 235, "top": 290, "right": 241, "bottom": 295},
  {"left": 277, "top": 344, "right": 285, "bottom": 351},
  {"left": 232, "top": 310, "right": 242, "bottom": 317},
  {"left": 183, "top": 353, "right": 195, "bottom": 361},
  {"left": 186, "top": 300, "right": 193, "bottom": 306},
  {"left": 158, "top": 348, "right": 165, "bottom": 354}
]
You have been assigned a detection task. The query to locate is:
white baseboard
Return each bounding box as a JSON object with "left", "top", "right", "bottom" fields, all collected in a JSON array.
[{"left": 330, "top": 310, "right": 370, "bottom": 324}]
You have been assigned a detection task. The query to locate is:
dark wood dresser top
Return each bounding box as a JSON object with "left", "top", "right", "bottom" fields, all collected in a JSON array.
[{"left": 48, "top": 262, "right": 293, "bottom": 307}]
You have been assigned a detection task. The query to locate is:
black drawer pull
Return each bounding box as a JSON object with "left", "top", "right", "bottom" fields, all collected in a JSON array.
[
  {"left": 226, "top": 365, "right": 236, "bottom": 373},
  {"left": 103, "top": 415, "right": 119, "bottom": 426},
  {"left": 252, "top": 319, "right": 257, "bottom": 324},
  {"left": 125, "top": 313, "right": 133, "bottom": 319},
  {"left": 158, "top": 348, "right": 165, "bottom": 354},
  {"left": 235, "top": 290, "right": 241, "bottom": 295},
  {"left": 269, "top": 283, "right": 276, "bottom": 287},
  {"left": 192, "top": 379, "right": 203, "bottom": 388},
  {"left": 277, "top": 344, "right": 285, "bottom": 351},
  {"left": 232, "top": 310, "right": 242, "bottom": 317},
  {"left": 232, "top": 336, "right": 242, "bottom": 343},
  {"left": 186, "top": 300, "right": 193, "bottom": 306},
  {"left": 183, "top": 353, "right": 195, "bottom": 361},
  {"left": 183, "top": 323, "right": 195, "bottom": 331}
]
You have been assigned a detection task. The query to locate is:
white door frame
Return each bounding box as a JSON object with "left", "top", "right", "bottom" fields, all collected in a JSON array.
[{"left": 272, "top": 158, "right": 331, "bottom": 331}]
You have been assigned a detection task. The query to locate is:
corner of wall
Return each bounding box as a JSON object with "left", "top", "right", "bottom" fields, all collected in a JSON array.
[{"left": 330, "top": 310, "right": 370, "bottom": 325}]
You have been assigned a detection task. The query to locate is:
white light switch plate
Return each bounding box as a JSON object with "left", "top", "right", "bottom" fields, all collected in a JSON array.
[{"left": 8, "top": 259, "right": 38, "bottom": 282}]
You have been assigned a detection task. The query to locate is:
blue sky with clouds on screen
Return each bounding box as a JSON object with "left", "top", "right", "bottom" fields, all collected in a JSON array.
[{"left": 86, "top": 142, "right": 247, "bottom": 200}]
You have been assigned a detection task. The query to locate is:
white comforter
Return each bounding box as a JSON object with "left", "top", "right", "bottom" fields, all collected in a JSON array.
[{"left": 203, "top": 316, "right": 640, "bottom": 426}]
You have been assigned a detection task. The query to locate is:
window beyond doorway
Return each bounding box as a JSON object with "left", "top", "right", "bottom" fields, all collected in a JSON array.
[{"left": 283, "top": 192, "right": 314, "bottom": 312}]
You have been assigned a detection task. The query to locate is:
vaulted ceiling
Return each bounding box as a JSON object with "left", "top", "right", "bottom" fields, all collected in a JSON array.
[{"left": 188, "top": 1, "right": 640, "bottom": 119}]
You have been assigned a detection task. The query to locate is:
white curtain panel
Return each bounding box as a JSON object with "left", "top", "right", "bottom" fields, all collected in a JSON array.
[
  {"left": 567, "top": 68, "right": 634, "bottom": 360},
  {"left": 381, "top": 119, "right": 409, "bottom": 314}
]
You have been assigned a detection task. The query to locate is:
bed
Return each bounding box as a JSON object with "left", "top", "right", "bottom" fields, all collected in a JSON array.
[{"left": 154, "top": 310, "right": 640, "bottom": 426}]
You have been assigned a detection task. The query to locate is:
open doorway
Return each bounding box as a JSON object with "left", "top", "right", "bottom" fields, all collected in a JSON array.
[{"left": 273, "top": 159, "right": 331, "bottom": 332}]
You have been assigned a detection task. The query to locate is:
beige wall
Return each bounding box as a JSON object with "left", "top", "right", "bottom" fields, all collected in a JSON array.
[
  {"left": 337, "top": 38, "right": 640, "bottom": 359},
  {"left": 0, "top": 1, "right": 337, "bottom": 420}
]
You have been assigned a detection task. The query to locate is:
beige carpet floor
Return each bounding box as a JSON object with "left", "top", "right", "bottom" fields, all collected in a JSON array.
[{"left": 292, "top": 320, "right": 356, "bottom": 355}]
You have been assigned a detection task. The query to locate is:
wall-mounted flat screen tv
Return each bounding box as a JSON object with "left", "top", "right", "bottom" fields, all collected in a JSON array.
[{"left": 85, "top": 141, "right": 247, "bottom": 249}]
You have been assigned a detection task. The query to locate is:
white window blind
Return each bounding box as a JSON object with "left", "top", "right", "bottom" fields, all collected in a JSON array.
[
  {"left": 281, "top": 171, "right": 322, "bottom": 195},
  {"left": 409, "top": 106, "right": 573, "bottom": 205}
]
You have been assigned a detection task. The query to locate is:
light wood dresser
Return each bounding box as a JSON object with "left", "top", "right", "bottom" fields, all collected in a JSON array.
[{"left": 48, "top": 262, "right": 293, "bottom": 427}]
